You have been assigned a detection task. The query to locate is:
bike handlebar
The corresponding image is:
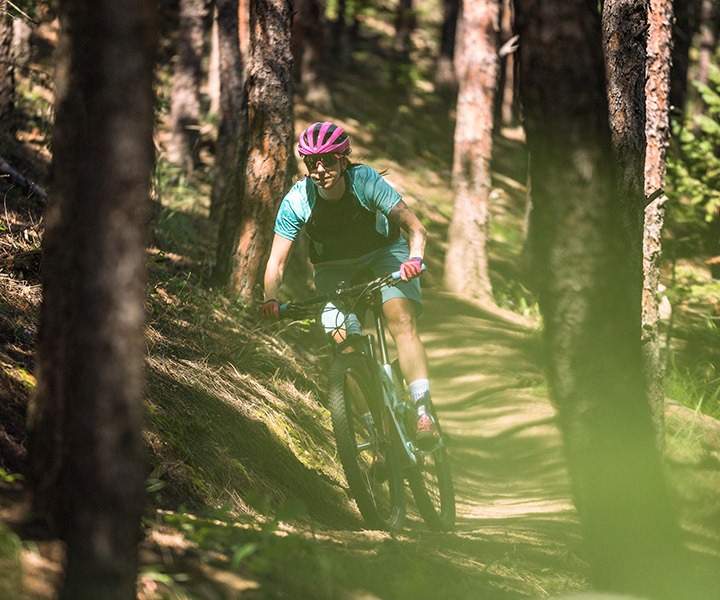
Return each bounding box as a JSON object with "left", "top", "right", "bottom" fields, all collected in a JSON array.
[{"left": 278, "top": 264, "right": 426, "bottom": 319}]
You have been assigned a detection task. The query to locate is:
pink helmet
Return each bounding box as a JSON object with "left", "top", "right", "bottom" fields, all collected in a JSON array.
[{"left": 297, "top": 122, "right": 350, "bottom": 156}]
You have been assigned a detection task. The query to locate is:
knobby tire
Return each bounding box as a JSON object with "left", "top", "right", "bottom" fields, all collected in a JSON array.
[{"left": 329, "top": 354, "right": 405, "bottom": 531}]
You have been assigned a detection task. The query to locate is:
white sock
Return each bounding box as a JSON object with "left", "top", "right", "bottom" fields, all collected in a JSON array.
[{"left": 408, "top": 379, "right": 430, "bottom": 414}]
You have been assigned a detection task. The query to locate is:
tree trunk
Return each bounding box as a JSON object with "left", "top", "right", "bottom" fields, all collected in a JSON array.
[
  {"left": 207, "top": 3, "right": 220, "bottom": 116},
  {"left": 292, "top": 0, "right": 333, "bottom": 111},
  {"left": 669, "top": 0, "right": 698, "bottom": 115},
  {"left": 435, "top": 0, "right": 459, "bottom": 90},
  {"left": 0, "top": 0, "right": 15, "bottom": 144},
  {"left": 394, "top": 0, "right": 415, "bottom": 54},
  {"left": 601, "top": 0, "right": 647, "bottom": 301},
  {"left": 222, "top": 0, "right": 293, "bottom": 300},
  {"left": 443, "top": 0, "right": 499, "bottom": 304},
  {"left": 238, "top": 0, "right": 249, "bottom": 57},
  {"left": 692, "top": 0, "right": 717, "bottom": 115},
  {"left": 167, "top": 0, "right": 206, "bottom": 173},
  {"left": 514, "top": 2, "right": 689, "bottom": 598},
  {"left": 497, "top": 0, "right": 518, "bottom": 128},
  {"left": 332, "top": 0, "right": 350, "bottom": 60},
  {"left": 210, "top": 0, "right": 246, "bottom": 222},
  {"left": 27, "top": 1, "right": 157, "bottom": 598},
  {"left": 643, "top": 0, "right": 674, "bottom": 445}
]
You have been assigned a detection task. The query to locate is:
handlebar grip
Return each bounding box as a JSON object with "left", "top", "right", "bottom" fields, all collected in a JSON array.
[
  {"left": 278, "top": 302, "right": 292, "bottom": 316},
  {"left": 391, "top": 263, "right": 427, "bottom": 281}
]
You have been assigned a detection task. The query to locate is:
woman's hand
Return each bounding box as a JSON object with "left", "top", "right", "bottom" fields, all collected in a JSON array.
[
  {"left": 260, "top": 299, "right": 280, "bottom": 320},
  {"left": 399, "top": 257, "right": 423, "bottom": 281}
]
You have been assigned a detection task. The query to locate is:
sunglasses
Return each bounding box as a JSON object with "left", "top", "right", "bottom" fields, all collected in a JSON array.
[{"left": 303, "top": 153, "right": 341, "bottom": 170}]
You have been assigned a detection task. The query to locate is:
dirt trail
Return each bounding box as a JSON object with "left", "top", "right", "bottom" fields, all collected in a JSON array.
[
  {"left": 422, "top": 290, "right": 573, "bottom": 522},
  {"left": 321, "top": 286, "right": 720, "bottom": 600},
  {"left": 300, "top": 289, "right": 589, "bottom": 600}
]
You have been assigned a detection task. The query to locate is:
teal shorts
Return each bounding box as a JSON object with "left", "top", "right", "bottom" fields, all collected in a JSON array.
[{"left": 313, "top": 236, "right": 422, "bottom": 333}]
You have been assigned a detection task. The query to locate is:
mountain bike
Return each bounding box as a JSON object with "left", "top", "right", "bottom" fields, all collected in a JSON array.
[{"left": 279, "top": 268, "right": 455, "bottom": 532}]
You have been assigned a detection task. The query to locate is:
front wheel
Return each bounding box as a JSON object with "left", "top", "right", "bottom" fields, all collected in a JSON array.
[
  {"left": 392, "top": 360, "right": 456, "bottom": 532},
  {"left": 329, "top": 354, "right": 406, "bottom": 531},
  {"left": 406, "top": 442, "right": 455, "bottom": 531}
]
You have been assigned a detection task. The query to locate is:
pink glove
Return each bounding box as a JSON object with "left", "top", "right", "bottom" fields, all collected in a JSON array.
[
  {"left": 260, "top": 299, "right": 280, "bottom": 320},
  {"left": 399, "top": 257, "right": 423, "bottom": 281}
]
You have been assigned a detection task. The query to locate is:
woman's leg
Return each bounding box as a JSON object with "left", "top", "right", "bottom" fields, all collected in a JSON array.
[
  {"left": 382, "top": 297, "right": 428, "bottom": 383},
  {"left": 383, "top": 297, "right": 438, "bottom": 447}
]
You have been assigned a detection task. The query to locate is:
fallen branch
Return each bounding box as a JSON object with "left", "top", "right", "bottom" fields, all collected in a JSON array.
[{"left": 0, "top": 155, "right": 48, "bottom": 202}]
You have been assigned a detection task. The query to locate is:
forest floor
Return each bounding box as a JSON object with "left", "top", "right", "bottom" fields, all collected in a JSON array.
[
  {"left": 1, "top": 4, "right": 720, "bottom": 599},
  {"left": 3, "top": 121, "right": 719, "bottom": 597}
]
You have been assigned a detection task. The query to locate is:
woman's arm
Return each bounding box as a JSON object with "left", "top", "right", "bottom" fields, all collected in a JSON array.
[
  {"left": 388, "top": 200, "right": 427, "bottom": 259},
  {"left": 263, "top": 234, "right": 295, "bottom": 300}
]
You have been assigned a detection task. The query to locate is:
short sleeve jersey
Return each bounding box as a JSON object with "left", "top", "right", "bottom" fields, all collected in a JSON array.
[{"left": 274, "top": 164, "right": 403, "bottom": 263}]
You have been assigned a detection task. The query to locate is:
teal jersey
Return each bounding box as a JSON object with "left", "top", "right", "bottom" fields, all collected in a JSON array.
[{"left": 274, "top": 165, "right": 402, "bottom": 251}]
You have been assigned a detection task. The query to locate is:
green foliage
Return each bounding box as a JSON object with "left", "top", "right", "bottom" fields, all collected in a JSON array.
[
  {"left": 0, "top": 467, "right": 23, "bottom": 484},
  {"left": 145, "top": 503, "right": 341, "bottom": 598},
  {"left": 667, "top": 65, "right": 720, "bottom": 256},
  {"left": 666, "top": 359, "right": 720, "bottom": 420}
]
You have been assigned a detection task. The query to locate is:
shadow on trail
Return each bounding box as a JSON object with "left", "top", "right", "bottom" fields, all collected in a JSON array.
[{"left": 412, "top": 289, "right": 582, "bottom": 584}]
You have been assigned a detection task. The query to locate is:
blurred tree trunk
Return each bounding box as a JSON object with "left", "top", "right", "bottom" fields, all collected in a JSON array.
[
  {"left": 292, "top": 0, "right": 333, "bottom": 111},
  {"left": 167, "top": 0, "right": 206, "bottom": 173},
  {"left": 239, "top": 0, "right": 249, "bottom": 56},
  {"left": 210, "top": 0, "right": 247, "bottom": 221},
  {"left": 207, "top": 4, "right": 220, "bottom": 116},
  {"left": 0, "top": 0, "right": 15, "bottom": 143},
  {"left": 27, "top": 1, "right": 157, "bottom": 598},
  {"left": 497, "top": 0, "right": 518, "bottom": 128},
  {"left": 394, "top": 0, "right": 415, "bottom": 54},
  {"left": 643, "top": 0, "right": 674, "bottom": 444},
  {"left": 435, "top": 0, "right": 459, "bottom": 90},
  {"left": 692, "top": 0, "right": 717, "bottom": 114},
  {"left": 216, "top": 0, "right": 293, "bottom": 299},
  {"left": 333, "top": 0, "right": 364, "bottom": 56},
  {"left": 332, "top": 0, "right": 348, "bottom": 55},
  {"left": 443, "top": 0, "right": 500, "bottom": 304},
  {"left": 514, "top": 2, "right": 688, "bottom": 598},
  {"left": 669, "top": 0, "right": 698, "bottom": 114}
]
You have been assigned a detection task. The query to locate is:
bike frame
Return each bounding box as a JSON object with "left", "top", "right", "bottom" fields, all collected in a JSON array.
[
  {"left": 280, "top": 269, "right": 425, "bottom": 465},
  {"left": 351, "top": 289, "right": 419, "bottom": 466}
]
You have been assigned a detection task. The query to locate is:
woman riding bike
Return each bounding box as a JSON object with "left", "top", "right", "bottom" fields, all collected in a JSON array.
[{"left": 260, "top": 121, "right": 439, "bottom": 449}]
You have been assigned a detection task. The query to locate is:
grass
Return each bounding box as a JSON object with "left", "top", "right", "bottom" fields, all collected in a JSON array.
[
  {"left": 662, "top": 258, "right": 720, "bottom": 419},
  {"left": 1, "top": 1, "right": 718, "bottom": 598}
]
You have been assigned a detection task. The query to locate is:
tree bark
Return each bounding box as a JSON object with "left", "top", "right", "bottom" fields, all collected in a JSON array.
[
  {"left": 601, "top": 0, "right": 647, "bottom": 298},
  {"left": 497, "top": 0, "right": 518, "bottom": 128},
  {"left": 643, "top": 0, "right": 674, "bottom": 444},
  {"left": 443, "top": 0, "right": 499, "bottom": 304},
  {"left": 221, "top": 0, "right": 293, "bottom": 300},
  {"left": 0, "top": 0, "right": 15, "bottom": 143},
  {"left": 669, "top": 0, "right": 697, "bottom": 114},
  {"left": 27, "top": 1, "right": 157, "bottom": 598},
  {"left": 514, "top": 2, "right": 689, "bottom": 597},
  {"left": 210, "top": 0, "right": 246, "bottom": 222},
  {"left": 435, "top": 0, "right": 459, "bottom": 89},
  {"left": 692, "top": 0, "right": 717, "bottom": 114},
  {"left": 207, "top": 3, "right": 220, "bottom": 116},
  {"left": 292, "top": 0, "right": 333, "bottom": 111},
  {"left": 167, "top": 0, "right": 206, "bottom": 173},
  {"left": 394, "top": 0, "right": 415, "bottom": 54}
]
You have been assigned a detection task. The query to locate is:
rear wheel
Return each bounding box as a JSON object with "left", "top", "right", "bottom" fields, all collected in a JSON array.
[
  {"left": 392, "top": 360, "right": 455, "bottom": 531},
  {"left": 329, "top": 355, "right": 405, "bottom": 531}
]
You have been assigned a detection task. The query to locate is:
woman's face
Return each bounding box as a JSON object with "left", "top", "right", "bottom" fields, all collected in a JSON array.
[{"left": 304, "top": 153, "right": 345, "bottom": 190}]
